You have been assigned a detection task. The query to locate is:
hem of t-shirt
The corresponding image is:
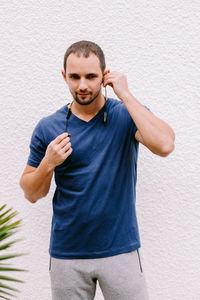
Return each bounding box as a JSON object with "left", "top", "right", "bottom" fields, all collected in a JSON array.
[{"left": 48, "top": 242, "right": 141, "bottom": 259}]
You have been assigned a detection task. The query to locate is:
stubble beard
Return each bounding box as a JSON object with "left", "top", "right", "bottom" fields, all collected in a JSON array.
[{"left": 73, "top": 87, "right": 102, "bottom": 106}]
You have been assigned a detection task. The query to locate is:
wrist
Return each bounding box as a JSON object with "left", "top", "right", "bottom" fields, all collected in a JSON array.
[
  {"left": 41, "top": 156, "right": 55, "bottom": 173},
  {"left": 118, "top": 89, "right": 132, "bottom": 103}
]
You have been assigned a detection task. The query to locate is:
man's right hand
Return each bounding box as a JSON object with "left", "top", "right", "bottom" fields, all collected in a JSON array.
[{"left": 44, "top": 132, "right": 73, "bottom": 169}]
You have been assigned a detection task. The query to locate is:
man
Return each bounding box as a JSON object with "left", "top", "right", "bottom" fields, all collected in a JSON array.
[{"left": 20, "top": 40, "right": 175, "bottom": 300}]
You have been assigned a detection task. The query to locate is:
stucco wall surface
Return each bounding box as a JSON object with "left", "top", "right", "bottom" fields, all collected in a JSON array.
[{"left": 0, "top": 1, "right": 199, "bottom": 299}]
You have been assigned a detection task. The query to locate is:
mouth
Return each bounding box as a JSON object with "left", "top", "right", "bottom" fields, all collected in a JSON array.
[{"left": 79, "top": 93, "right": 89, "bottom": 96}]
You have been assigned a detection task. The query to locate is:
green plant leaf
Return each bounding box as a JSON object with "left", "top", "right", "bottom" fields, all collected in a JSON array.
[
  {"left": 0, "top": 267, "right": 27, "bottom": 272},
  {"left": 0, "top": 282, "right": 20, "bottom": 292},
  {"left": 0, "top": 205, "right": 7, "bottom": 213},
  {"left": 0, "top": 276, "right": 24, "bottom": 283},
  {"left": 0, "top": 288, "right": 17, "bottom": 298},
  {"left": 0, "top": 208, "right": 13, "bottom": 220},
  {"left": 0, "top": 295, "right": 13, "bottom": 300},
  {"left": 0, "top": 253, "right": 28, "bottom": 261},
  {"left": 0, "top": 220, "right": 22, "bottom": 233},
  {"left": 0, "top": 230, "right": 19, "bottom": 242},
  {"left": 0, "top": 204, "right": 27, "bottom": 298},
  {"left": 0, "top": 238, "right": 25, "bottom": 251},
  {"left": 0, "top": 211, "right": 21, "bottom": 226}
]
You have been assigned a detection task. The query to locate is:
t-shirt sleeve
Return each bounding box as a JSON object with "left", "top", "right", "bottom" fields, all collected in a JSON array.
[{"left": 27, "top": 120, "right": 47, "bottom": 168}]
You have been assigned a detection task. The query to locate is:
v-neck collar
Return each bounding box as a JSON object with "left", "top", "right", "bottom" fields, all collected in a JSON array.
[{"left": 66, "top": 99, "right": 109, "bottom": 126}]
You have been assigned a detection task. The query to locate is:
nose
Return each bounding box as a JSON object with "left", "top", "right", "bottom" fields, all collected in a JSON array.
[{"left": 78, "top": 77, "right": 88, "bottom": 91}]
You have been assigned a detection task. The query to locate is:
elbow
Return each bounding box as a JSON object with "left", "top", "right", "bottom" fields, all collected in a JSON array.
[
  {"left": 24, "top": 190, "right": 48, "bottom": 203},
  {"left": 160, "top": 127, "right": 175, "bottom": 157},
  {"left": 24, "top": 193, "right": 38, "bottom": 204},
  {"left": 160, "top": 141, "right": 175, "bottom": 157},
  {"left": 19, "top": 179, "right": 31, "bottom": 203},
  {"left": 148, "top": 131, "right": 175, "bottom": 157},
  {"left": 24, "top": 190, "right": 48, "bottom": 204},
  {"left": 19, "top": 178, "right": 39, "bottom": 204},
  {"left": 19, "top": 176, "right": 24, "bottom": 191}
]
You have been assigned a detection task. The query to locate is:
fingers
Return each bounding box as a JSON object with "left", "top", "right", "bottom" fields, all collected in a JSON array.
[
  {"left": 103, "top": 77, "right": 114, "bottom": 88},
  {"left": 60, "top": 140, "right": 72, "bottom": 154},
  {"left": 62, "top": 141, "right": 72, "bottom": 154},
  {"left": 53, "top": 132, "right": 69, "bottom": 145},
  {"left": 103, "top": 71, "right": 115, "bottom": 87},
  {"left": 103, "top": 71, "right": 123, "bottom": 87},
  {"left": 49, "top": 133, "right": 72, "bottom": 155},
  {"left": 58, "top": 137, "right": 70, "bottom": 150},
  {"left": 45, "top": 133, "right": 73, "bottom": 168},
  {"left": 63, "top": 147, "right": 73, "bottom": 158},
  {"left": 104, "top": 69, "right": 110, "bottom": 76},
  {"left": 56, "top": 135, "right": 73, "bottom": 155}
]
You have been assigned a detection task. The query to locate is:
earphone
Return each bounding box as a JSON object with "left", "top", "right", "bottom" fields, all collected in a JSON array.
[{"left": 103, "top": 85, "right": 107, "bottom": 123}]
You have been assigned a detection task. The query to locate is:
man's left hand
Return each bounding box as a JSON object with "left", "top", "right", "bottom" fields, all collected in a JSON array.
[{"left": 103, "top": 70, "right": 130, "bottom": 101}]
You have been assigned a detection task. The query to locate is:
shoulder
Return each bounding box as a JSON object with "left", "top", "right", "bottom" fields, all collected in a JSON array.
[
  {"left": 39, "top": 105, "right": 67, "bottom": 129},
  {"left": 107, "top": 97, "right": 131, "bottom": 119},
  {"left": 107, "top": 97, "right": 125, "bottom": 113},
  {"left": 31, "top": 105, "right": 67, "bottom": 144}
]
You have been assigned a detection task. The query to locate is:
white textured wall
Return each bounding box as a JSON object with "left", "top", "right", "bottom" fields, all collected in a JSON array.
[{"left": 0, "top": 1, "right": 200, "bottom": 299}]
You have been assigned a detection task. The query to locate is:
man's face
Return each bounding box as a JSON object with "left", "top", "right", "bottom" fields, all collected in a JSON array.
[{"left": 63, "top": 53, "right": 104, "bottom": 106}]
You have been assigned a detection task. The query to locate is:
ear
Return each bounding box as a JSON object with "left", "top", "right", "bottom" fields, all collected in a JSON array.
[
  {"left": 102, "top": 69, "right": 110, "bottom": 85},
  {"left": 61, "top": 70, "right": 68, "bottom": 84}
]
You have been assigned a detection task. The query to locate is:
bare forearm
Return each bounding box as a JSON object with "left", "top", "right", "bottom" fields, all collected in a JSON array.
[
  {"left": 20, "top": 158, "right": 54, "bottom": 203},
  {"left": 121, "top": 91, "right": 175, "bottom": 154}
]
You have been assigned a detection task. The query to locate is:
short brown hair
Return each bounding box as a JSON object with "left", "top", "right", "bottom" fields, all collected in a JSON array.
[{"left": 63, "top": 40, "right": 106, "bottom": 74}]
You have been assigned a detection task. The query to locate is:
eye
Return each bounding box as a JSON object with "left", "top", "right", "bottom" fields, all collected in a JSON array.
[
  {"left": 70, "top": 74, "right": 79, "bottom": 79},
  {"left": 87, "top": 74, "right": 96, "bottom": 79}
]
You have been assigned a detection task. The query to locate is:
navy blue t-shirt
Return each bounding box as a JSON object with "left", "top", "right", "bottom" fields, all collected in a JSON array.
[{"left": 27, "top": 98, "right": 149, "bottom": 259}]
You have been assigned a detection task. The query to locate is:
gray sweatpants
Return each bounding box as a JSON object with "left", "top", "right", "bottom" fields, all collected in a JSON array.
[{"left": 49, "top": 249, "right": 149, "bottom": 300}]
